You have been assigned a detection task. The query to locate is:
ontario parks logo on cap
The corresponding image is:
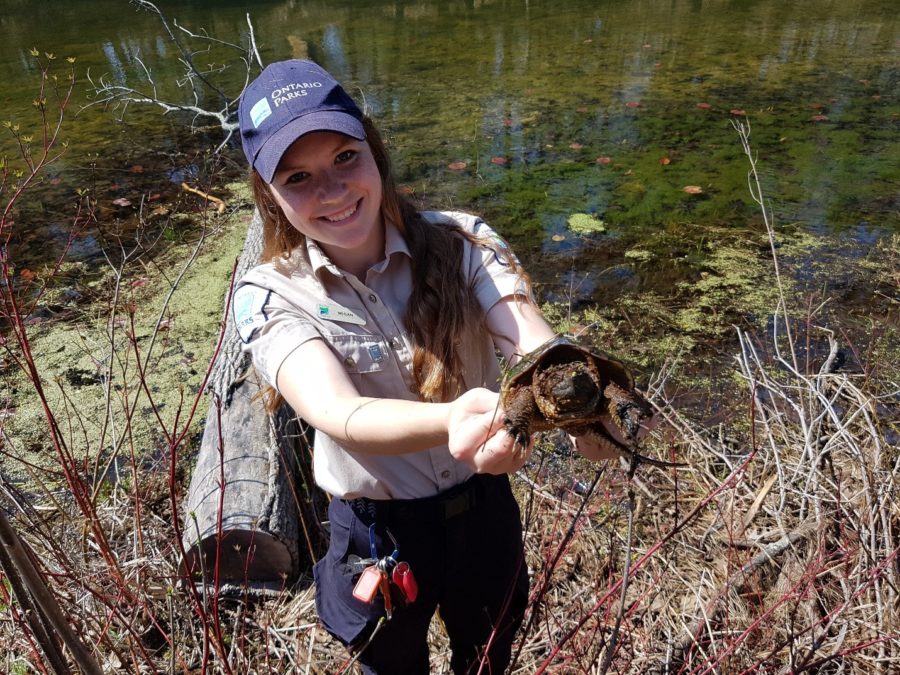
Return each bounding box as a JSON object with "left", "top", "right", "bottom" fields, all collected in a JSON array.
[
  {"left": 270, "top": 81, "right": 323, "bottom": 107},
  {"left": 249, "top": 98, "right": 272, "bottom": 128}
]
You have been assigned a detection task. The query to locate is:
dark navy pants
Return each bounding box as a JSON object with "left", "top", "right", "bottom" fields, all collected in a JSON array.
[{"left": 313, "top": 473, "right": 529, "bottom": 674}]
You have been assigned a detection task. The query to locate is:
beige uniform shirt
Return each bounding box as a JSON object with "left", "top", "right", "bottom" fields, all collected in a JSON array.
[{"left": 233, "top": 211, "right": 526, "bottom": 500}]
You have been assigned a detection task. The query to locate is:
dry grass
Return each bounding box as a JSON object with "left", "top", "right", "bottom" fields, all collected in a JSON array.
[{"left": 3, "top": 312, "right": 897, "bottom": 673}]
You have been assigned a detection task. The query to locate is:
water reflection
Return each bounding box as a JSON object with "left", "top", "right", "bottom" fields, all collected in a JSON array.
[
  {"left": 0, "top": 0, "right": 896, "bottom": 279},
  {"left": 101, "top": 41, "right": 127, "bottom": 84}
]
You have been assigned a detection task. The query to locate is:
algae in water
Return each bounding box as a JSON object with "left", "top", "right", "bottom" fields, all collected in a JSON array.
[{"left": 567, "top": 213, "right": 606, "bottom": 235}]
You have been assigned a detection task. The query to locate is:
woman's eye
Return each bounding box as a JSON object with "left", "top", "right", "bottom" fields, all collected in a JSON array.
[
  {"left": 286, "top": 171, "right": 309, "bottom": 184},
  {"left": 336, "top": 150, "right": 357, "bottom": 164}
]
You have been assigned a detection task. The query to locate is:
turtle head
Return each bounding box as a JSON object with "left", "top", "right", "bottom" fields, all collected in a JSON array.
[{"left": 537, "top": 362, "right": 601, "bottom": 418}]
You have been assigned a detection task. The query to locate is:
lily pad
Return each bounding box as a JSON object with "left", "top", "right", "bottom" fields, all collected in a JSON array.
[{"left": 567, "top": 213, "right": 606, "bottom": 235}]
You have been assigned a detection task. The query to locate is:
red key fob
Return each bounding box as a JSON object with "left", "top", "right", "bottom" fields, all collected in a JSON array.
[
  {"left": 392, "top": 562, "right": 418, "bottom": 603},
  {"left": 352, "top": 566, "right": 382, "bottom": 603}
]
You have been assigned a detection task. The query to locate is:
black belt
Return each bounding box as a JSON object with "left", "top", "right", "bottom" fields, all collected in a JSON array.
[{"left": 344, "top": 473, "right": 493, "bottom": 525}]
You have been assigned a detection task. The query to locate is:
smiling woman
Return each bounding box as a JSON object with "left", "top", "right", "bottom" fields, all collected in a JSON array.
[{"left": 226, "top": 58, "right": 639, "bottom": 674}]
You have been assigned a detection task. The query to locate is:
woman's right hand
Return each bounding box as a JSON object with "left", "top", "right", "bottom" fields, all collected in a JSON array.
[{"left": 446, "top": 388, "right": 533, "bottom": 474}]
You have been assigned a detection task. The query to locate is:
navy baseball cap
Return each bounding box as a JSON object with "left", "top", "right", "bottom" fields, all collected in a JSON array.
[{"left": 239, "top": 60, "right": 365, "bottom": 183}]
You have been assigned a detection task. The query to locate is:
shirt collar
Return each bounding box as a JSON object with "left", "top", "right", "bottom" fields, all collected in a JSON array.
[{"left": 304, "top": 219, "right": 411, "bottom": 279}]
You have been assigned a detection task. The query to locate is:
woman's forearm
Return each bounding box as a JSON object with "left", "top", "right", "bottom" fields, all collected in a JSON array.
[
  {"left": 276, "top": 339, "right": 459, "bottom": 455},
  {"left": 317, "top": 395, "right": 452, "bottom": 455}
]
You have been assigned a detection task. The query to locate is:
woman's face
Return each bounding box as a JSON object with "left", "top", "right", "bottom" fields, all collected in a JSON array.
[{"left": 268, "top": 131, "right": 384, "bottom": 274}]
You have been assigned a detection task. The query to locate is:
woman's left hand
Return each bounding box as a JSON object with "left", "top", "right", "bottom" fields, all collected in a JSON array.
[
  {"left": 447, "top": 388, "right": 533, "bottom": 474},
  {"left": 569, "top": 409, "right": 660, "bottom": 461}
]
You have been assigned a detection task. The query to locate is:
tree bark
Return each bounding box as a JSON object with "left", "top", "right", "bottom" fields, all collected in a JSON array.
[{"left": 181, "top": 210, "right": 303, "bottom": 590}]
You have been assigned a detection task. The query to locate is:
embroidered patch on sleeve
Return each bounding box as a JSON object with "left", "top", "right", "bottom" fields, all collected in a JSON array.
[
  {"left": 232, "top": 285, "right": 272, "bottom": 343},
  {"left": 474, "top": 219, "right": 517, "bottom": 267}
]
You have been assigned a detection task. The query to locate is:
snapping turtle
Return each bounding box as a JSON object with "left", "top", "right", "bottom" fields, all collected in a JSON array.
[{"left": 501, "top": 336, "right": 679, "bottom": 468}]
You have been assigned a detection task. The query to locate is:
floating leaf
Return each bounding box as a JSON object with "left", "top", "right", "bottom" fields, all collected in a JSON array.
[
  {"left": 447, "top": 161, "right": 467, "bottom": 171},
  {"left": 683, "top": 185, "right": 704, "bottom": 195},
  {"left": 490, "top": 156, "right": 508, "bottom": 166},
  {"left": 567, "top": 213, "right": 606, "bottom": 235},
  {"left": 729, "top": 108, "right": 746, "bottom": 116},
  {"left": 129, "top": 164, "right": 144, "bottom": 173},
  {"left": 659, "top": 157, "right": 671, "bottom": 166},
  {"left": 576, "top": 106, "right": 589, "bottom": 113},
  {"left": 595, "top": 156, "right": 611, "bottom": 165},
  {"left": 812, "top": 114, "right": 830, "bottom": 122},
  {"left": 49, "top": 177, "right": 62, "bottom": 185},
  {"left": 502, "top": 117, "right": 514, "bottom": 127},
  {"left": 568, "top": 143, "right": 583, "bottom": 150},
  {"left": 551, "top": 234, "right": 566, "bottom": 242},
  {"left": 112, "top": 197, "right": 132, "bottom": 207},
  {"left": 130, "top": 277, "right": 150, "bottom": 289},
  {"left": 20, "top": 269, "right": 35, "bottom": 281},
  {"left": 398, "top": 185, "right": 415, "bottom": 195},
  {"left": 148, "top": 193, "right": 161, "bottom": 201},
  {"left": 696, "top": 102, "right": 712, "bottom": 110},
  {"left": 625, "top": 101, "right": 641, "bottom": 108}
]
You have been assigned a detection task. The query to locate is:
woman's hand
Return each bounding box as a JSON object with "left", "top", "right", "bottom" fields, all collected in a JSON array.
[
  {"left": 570, "top": 409, "right": 660, "bottom": 461},
  {"left": 447, "top": 388, "right": 533, "bottom": 474}
]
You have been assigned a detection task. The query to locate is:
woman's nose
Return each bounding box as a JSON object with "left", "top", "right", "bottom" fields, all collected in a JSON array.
[{"left": 317, "top": 170, "right": 347, "bottom": 201}]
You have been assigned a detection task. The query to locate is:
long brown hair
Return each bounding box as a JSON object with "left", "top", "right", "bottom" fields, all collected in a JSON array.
[{"left": 251, "top": 117, "right": 531, "bottom": 406}]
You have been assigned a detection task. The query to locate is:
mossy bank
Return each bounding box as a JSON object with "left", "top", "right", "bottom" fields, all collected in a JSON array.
[{"left": 1, "top": 183, "right": 253, "bottom": 483}]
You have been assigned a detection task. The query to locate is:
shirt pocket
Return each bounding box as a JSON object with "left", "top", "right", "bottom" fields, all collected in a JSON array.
[{"left": 329, "top": 334, "right": 390, "bottom": 375}]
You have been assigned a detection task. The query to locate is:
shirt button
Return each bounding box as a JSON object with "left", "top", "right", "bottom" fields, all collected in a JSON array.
[
  {"left": 344, "top": 356, "right": 356, "bottom": 368},
  {"left": 368, "top": 293, "right": 378, "bottom": 303},
  {"left": 441, "top": 470, "right": 451, "bottom": 479},
  {"left": 388, "top": 338, "right": 398, "bottom": 349}
]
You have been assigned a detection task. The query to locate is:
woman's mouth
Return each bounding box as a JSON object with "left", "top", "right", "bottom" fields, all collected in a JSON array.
[{"left": 322, "top": 200, "right": 359, "bottom": 223}]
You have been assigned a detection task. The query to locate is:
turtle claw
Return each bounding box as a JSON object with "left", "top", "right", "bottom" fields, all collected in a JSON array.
[
  {"left": 503, "top": 421, "right": 531, "bottom": 460},
  {"left": 512, "top": 433, "right": 531, "bottom": 460}
]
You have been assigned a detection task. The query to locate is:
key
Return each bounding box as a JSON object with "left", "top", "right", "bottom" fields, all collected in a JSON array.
[
  {"left": 392, "top": 561, "right": 418, "bottom": 603},
  {"left": 352, "top": 565, "right": 382, "bottom": 604},
  {"left": 378, "top": 566, "right": 393, "bottom": 619},
  {"left": 341, "top": 554, "right": 377, "bottom": 576}
]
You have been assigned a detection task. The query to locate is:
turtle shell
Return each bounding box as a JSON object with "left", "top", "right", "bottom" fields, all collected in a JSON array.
[
  {"left": 501, "top": 336, "right": 677, "bottom": 468},
  {"left": 501, "top": 335, "right": 634, "bottom": 399}
]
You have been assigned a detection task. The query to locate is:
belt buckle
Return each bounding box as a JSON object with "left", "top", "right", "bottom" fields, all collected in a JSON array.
[{"left": 442, "top": 492, "right": 470, "bottom": 520}]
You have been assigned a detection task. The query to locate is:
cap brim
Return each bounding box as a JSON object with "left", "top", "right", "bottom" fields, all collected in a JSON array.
[{"left": 254, "top": 111, "right": 366, "bottom": 183}]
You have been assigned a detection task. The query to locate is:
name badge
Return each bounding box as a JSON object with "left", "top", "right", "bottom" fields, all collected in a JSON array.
[{"left": 317, "top": 302, "right": 366, "bottom": 326}]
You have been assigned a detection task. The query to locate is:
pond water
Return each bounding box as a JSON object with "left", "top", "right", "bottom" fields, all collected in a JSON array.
[{"left": 1, "top": 0, "right": 897, "bottom": 313}]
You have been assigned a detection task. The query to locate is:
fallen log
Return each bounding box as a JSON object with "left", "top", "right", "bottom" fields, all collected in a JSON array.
[{"left": 181, "top": 209, "right": 304, "bottom": 591}]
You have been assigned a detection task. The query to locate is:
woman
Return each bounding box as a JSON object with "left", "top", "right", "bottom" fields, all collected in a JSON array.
[{"left": 233, "top": 59, "right": 617, "bottom": 674}]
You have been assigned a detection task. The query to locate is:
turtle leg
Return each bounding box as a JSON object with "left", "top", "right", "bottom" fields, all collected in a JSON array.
[
  {"left": 604, "top": 381, "right": 653, "bottom": 442},
  {"left": 502, "top": 388, "right": 539, "bottom": 457}
]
